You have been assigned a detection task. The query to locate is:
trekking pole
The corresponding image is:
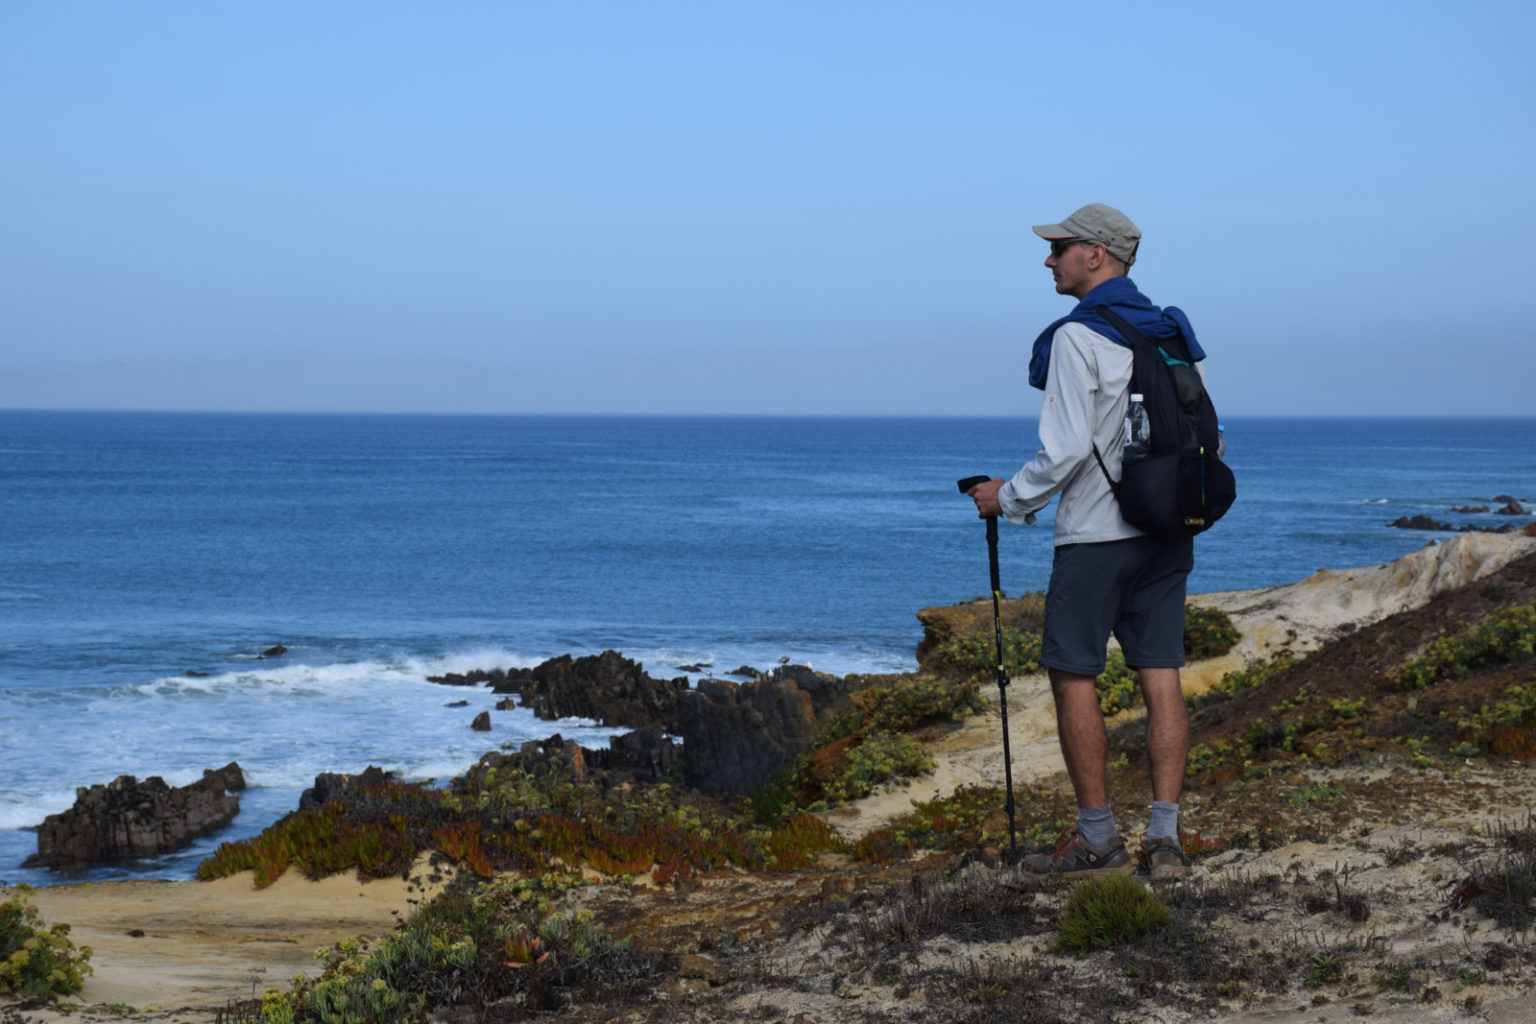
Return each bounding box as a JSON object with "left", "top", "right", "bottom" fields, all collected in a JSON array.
[{"left": 956, "top": 475, "right": 1019, "bottom": 862}]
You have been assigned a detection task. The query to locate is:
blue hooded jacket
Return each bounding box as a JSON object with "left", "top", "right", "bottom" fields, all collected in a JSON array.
[{"left": 1028, "top": 276, "right": 1204, "bottom": 390}]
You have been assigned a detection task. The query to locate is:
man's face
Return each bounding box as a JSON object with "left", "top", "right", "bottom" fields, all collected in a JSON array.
[{"left": 1044, "top": 238, "right": 1095, "bottom": 298}]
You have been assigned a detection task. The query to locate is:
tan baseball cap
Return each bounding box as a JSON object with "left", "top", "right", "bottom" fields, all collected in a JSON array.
[{"left": 1032, "top": 203, "right": 1141, "bottom": 266}]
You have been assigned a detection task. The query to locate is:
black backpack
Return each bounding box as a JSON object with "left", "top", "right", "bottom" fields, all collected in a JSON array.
[{"left": 1090, "top": 305, "right": 1236, "bottom": 538}]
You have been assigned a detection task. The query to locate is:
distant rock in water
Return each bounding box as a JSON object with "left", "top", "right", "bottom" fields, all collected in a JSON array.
[
  {"left": 472, "top": 710, "right": 492, "bottom": 731},
  {"left": 1452, "top": 505, "right": 1490, "bottom": 514},
  {"left": 1495, "top": 499, "right": 1529, "bottom": 516},
  {"left": 1390, "top": 515, "right": 1520, "bottom": 534},
  {"left": 1391, "top": 514, "right": 1455, "bottom": 531},
  {"left": 262, "top": 645, "right": 288, "bottom": 657},
  {"left": 23, "top": 762, "right": 245, "bottom": 876}
]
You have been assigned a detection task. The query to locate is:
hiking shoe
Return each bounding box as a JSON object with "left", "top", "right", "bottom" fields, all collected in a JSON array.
[
  {"left": 1140, "top": 835, "right": 1192, "bottom": 880},
  {"left": 1020, "top": 831, "right": 1135, "bottom": 879}
]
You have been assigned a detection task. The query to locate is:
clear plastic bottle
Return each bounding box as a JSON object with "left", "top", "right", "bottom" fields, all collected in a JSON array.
[
  {"left": 1123, "top": 393, "right": 1150, "bottom": 459},
  {"left": 1217, "top": 423, "right": 1227, "bottom": 458}
]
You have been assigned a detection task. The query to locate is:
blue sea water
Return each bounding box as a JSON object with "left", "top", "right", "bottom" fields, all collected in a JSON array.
[{"left": 2, "top": 411, "right": 1533, "bottom": 886}]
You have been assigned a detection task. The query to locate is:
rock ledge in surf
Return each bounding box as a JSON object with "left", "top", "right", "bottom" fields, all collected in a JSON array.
[{"left": 23, "top": 762, "right": 246, "bottom": 876}]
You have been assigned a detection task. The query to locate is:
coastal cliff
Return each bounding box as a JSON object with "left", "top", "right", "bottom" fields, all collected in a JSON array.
[{"left": 8, "top": 530, "right": 1536, "bottom": 1024}]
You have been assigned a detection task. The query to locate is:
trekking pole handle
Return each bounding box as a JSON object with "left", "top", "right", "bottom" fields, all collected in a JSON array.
[{"left": 956, "top": 475, "right": 990, "bottom": 494}]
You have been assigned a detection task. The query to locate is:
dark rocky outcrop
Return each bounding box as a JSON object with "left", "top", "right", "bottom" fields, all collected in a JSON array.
[
  {"left": 262, "top": 645, "right": 287, "bottom": 657},
  {"left": 298, "top": 766, "right": 395, "bottom": 813},
  {"left": 24, "top": 763, "right": 245, "bottom": 875},
  {"left": 1495, "top": 499, "right": 1528, "bottom": 516},
  {"left": 432, "top": 652, "right": 870, "bottom": 798},
  {"left": 675, "top": 666, "right": 863, "bottom": 798},
  {"left": 469, "top": 727, "right": 686, "bottom": 791},
  {"left": 472, "top": 711, "right": 492, "bottom": 731},
  {"left": 432, "top": 651, "right": 688, "bottom": 731}
]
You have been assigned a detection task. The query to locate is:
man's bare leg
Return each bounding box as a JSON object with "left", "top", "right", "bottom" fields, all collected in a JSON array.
[
  {"left": 1138, "top": 666, "right": 1193, "bottom": 876},
  {"left": 1020, "top": 668, "right": 1134, "bottom": 876},
  {"left": 1138, "top": 667, "right": 1189, "bottom": 805},
  {"left": 1048, "top": 668, "right": 1111, "bottom": 810}
]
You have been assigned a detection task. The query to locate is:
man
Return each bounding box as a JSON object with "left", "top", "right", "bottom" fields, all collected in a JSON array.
[{"left": 968, "top": 203, "right": 1203, "bottom": 880}]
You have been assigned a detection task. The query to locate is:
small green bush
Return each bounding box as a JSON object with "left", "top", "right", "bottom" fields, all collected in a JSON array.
[
  {"left": 1054, "top": 875, "right": 1171, "bottom": 950},
  {"left": 822, "top": 732, "right": 936, "bottom": 805},
  {"left": 1184, "top": 605, "right": 1240, "bottom": 661},
  {"left": 863, "top": 673, "right": 986, "bottom": 733},
  {"left": 1096, "top": 650, "right": 1141, "bottom": 716},
  {"left": 0, "top": 885, "right": 94, "bottom": 997},
  {"left": 1443, "top": 682, "right": 1536, "bottom": 756},
  {"left": 255, "top": 882, "right": 671, "bottom": 1024},
  {"left": 930, "top": 627, "right": 1042, "bottom": 682},
  {"left": 1394, "top": 601, "right": 1536, "bottom": 690}
]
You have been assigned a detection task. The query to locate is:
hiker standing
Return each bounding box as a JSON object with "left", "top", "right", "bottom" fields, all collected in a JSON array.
[{"left": 967, "top": 203, "right": 1203, "bottom": 880}]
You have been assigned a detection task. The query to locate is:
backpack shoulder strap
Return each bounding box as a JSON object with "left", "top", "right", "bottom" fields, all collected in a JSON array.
[
  {"left": 1092, "top": 442, "right": 1121, "bottom": 496},
  {"left": 1088, "top": 305, "right": 1146, "bottom": 496},
  {"left": 1094, "top": 305, "right": 1146, "bottom": 345},
  {"left": 1096, "top": 304, "right": 1194, "bottom": 363}
]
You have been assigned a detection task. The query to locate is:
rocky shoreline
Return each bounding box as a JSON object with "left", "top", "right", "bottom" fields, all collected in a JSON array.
[{"left": 7, "top": 529, "right": 1536, "bottom": 1024}]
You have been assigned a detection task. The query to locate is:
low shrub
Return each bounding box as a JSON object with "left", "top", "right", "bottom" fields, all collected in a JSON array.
[
  {"left": 1184, "top": 605, "right": 1240, "bottom": 660},
  {"left": 1211, "top": 650, "right": 1297, "bottom": 698},
  {"left": 1096, "top": 650, "right": 1140, "bottom": 716},
  {"left": 886, "top": 784, "right": 1074, "bottom": 853},
  {"left": 1456, "top": 818, "right": 1536, "bottom": 932},
  {"left": 0, "top": 885, "right": 94, "bottom": 997},
  {"left": 254, "top": 886, "right": 668, "bottom": 1023},
  {"left": 821, "top": 732, "right": 935, "bottom": 805},
  {"left": 1443, "top": 682, "right": 1536, "bottom": 758},
  {"left": 1055, "top": 875, "right": 1171, "bottom": 950},
  {"left": 1394, "top": 600, "right": 1536, "bottom": 690},
  {"left": 860, "top": 673, "right": 986, "bottom": 733},
  {"left": 930, "top": 627, "right": 1042, "bottom": 683}
]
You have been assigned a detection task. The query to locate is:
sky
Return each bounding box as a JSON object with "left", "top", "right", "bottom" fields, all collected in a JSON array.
[{"left": 3, "top": 2, "right": 1533, "bottom": 416}]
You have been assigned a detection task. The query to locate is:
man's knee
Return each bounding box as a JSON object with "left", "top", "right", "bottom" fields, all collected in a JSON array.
[{"left": 1137, "top": 668, "right": 1185, "bottom": 712}]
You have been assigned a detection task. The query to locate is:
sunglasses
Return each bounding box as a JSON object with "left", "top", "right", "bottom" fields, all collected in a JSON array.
[{"left": 1048, "top": 238, "right": 1101, "bottom": 258}]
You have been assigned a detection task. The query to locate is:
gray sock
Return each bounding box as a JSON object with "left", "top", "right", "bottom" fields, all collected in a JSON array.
[
  {"left": 1149, "top": 801, "right": 1180, "bottom": 841},
  {"left": 1077, "top": 804, "right": 1118, "bottom": 849}
]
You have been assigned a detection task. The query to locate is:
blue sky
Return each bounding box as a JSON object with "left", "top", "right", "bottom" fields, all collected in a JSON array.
[{"left": 3, "top": 2, "right": 1532, "bottom": 415}]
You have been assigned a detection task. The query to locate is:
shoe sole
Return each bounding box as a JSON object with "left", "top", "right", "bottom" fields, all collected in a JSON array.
[{"left": 1148, "top": 863, "right": 1192, "bottom": 880}]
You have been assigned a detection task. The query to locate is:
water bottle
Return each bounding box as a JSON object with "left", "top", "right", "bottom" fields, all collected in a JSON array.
[
  {"left": 1217, "top": 423, "right": 1227, "bottom": 459},
  {"left": 1123, "top": 393, "right": 1150, "bottom": 459}
]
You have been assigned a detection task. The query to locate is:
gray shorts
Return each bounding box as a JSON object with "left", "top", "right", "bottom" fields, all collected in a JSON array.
[{"left": 1042, "top": 535, "right": 1195, "bottom": 677}]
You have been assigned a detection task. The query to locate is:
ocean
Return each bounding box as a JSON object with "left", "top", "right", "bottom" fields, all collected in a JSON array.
[{"left": 2, "top": 411, "right": 1533, "bottom": 886}]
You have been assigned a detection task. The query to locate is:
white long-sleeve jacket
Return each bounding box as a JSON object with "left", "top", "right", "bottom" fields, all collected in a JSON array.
[{"left": 997, "top": 321, "right": 1145, "bottom": 546}]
